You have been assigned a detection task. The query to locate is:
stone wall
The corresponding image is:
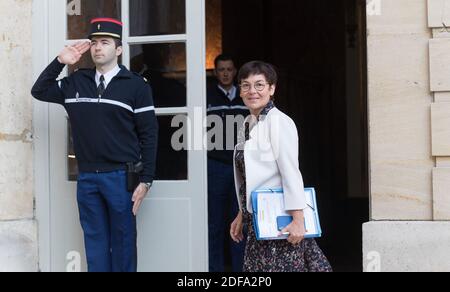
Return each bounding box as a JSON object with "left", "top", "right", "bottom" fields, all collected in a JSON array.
[
  {"left": 428, "top": 0, "right": 450, "bottom": 220},
  {"left": 0, "top": 0, "right": 37, "bottom": 272},
  {"left": 365, "top": 0, "right": 450, "bottom": 272},
  {"left": 364, "top": 222, "right": 450, "bottom": 272},
  {"left": 368, "top": 0, "right": 434, "bottom": 220}
]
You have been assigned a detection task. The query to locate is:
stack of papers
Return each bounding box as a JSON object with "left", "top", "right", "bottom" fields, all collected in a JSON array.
[{"left": 251, "top": 188, "right": 322, "bottom": 241}]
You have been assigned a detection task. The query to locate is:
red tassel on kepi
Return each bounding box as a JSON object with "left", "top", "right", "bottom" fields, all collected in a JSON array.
[{"left": 89, "top": 18, "right": 123, "bottom": 40}]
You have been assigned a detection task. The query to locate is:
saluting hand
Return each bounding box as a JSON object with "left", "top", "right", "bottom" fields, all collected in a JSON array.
[{"left": 57, "top": 41, "right": 91, "bottom": 65}]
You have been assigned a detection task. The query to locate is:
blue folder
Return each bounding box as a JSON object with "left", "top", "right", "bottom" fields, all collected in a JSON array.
[{"left": 251, "top": 188, "right": 322, "bottom": 241}]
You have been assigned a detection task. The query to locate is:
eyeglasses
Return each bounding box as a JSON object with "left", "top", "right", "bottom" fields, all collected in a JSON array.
[{"left": 239, "top": 82, "right": 270, "bottom": 92}]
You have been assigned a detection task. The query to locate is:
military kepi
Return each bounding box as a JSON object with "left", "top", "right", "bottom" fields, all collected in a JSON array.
[{"left": 89, "top": 18, "right": 123, "bottom": 40}]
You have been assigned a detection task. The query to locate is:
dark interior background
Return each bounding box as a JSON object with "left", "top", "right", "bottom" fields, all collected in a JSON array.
[{"left": 208, "top": 0, "right": 369, "bottom": 272}]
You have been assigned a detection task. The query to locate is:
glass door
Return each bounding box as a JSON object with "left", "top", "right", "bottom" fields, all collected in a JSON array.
[{"left": 45, "top": 0, "right": 207, "bottom": 272}]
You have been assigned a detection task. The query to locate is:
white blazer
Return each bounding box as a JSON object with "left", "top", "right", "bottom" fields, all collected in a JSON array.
[{"left": 234, "top": 107, "right": 307, "bottom": 214}]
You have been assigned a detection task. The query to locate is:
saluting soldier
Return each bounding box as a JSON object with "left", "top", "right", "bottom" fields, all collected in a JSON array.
[{"left": 31, "top": 18, "right": 158, "bottom": 272}]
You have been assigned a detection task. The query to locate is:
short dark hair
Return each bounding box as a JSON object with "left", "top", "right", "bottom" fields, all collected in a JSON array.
[
  {"left": 113, "top": 38, "right": 122, "bottom": 48},
  {"left": 238, "top": 61, "right": 278, "bottom": 86},
  {"left": 214, "top": 54, "right": 235, "bottom": 68},
  {"left": 91, "top": 36, "right": 122, "bottom": 48}
]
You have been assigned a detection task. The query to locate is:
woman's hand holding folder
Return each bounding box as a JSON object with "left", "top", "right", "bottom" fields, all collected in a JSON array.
[{"left": 280, "top": 210, "right": 306, "bottom": 245}]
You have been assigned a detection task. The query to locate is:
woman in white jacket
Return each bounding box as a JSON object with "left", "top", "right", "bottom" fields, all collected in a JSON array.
[{"left": 230, "top": 61, "right": 331, "bottom": 272}]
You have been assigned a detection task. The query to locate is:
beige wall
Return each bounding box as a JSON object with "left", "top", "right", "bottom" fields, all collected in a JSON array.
[
  {"left": 364, "top": 221, "right": 450, "bottom": 272},
  {"left": 368, "top": 0, "right": 434, "bottom": 220},
  {"left": 429, "top": 0, "right": 450, "bottom": 220},
  {"left": 368, "top": 0, "right": 450, "bottom": 221},
  {"left": 0, "top": 0, "right": 37, "bottom": 272},
  {"left": 364, "top": 0, "right": 450, "bottom": 272},
  {"left": 369, "top": 0, "right": 450, "bottom": 221}
]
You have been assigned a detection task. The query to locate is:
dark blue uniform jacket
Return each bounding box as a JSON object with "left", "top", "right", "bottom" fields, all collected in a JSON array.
[{"left": 31, "top": 58, "right": 158, "bottom": 183}]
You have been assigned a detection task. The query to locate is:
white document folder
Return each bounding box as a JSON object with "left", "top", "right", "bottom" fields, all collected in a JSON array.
[{"left": 251, "top": 188, "right": 322, "bottom": 241}]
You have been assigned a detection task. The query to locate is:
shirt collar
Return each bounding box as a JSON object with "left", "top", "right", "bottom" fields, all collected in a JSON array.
[
  {"left": 96, "top": 65, "right": 121, "bottom": 87},
  {"left": 257, "top": 101, "right": 275, "bottom": 121},
  {"left": 218, "top": 85, "right": 237, "bottom": 101},
  {"left": 243, "top": 101, "right": 275, "bottom": 141}
]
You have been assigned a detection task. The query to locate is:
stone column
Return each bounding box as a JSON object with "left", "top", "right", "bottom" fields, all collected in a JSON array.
[
  {"left": 0, "top": 0, "right": 38, "bottom": 272},
  {"left": 428, "top": 0, "right": 450, "bottom": 220},
  {"left": 364, "top": 0, "right": 450, "bottom": 272}
]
